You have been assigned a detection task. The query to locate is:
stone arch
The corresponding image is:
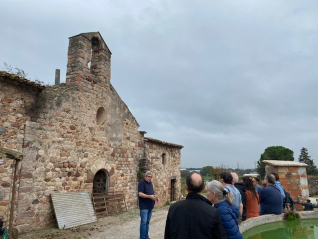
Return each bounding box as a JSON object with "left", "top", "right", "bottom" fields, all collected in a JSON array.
[
  {"left": 93, "top": 169, "right": 109, "bottom": 194},
  {"left": 90, "top": 161, "right": 114, "bottom": 191},
  {"left": 91, "top": 161, "right": 113, "bottom": 175},
  {"left": 90, "top": 37, "right": 101, "bottom": 73}
]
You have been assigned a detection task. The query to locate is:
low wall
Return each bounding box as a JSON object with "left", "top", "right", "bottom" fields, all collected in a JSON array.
[{"left": 240, "top": 211, "right": 318, "bottom": 234}]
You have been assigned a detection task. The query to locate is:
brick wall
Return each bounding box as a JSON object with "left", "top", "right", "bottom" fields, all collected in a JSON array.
[{"left": 264, "top": 161, "right": 309, "bottom": 212}]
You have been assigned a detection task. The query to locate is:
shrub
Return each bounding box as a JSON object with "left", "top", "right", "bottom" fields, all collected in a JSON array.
[{"left": 285, "top": 212, "right": 298, "bottom": 221}]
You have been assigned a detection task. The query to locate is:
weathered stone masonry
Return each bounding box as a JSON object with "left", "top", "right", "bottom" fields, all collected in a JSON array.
[
  {"left": 0, "top": 74, "right": 44, "bottom": 227},
  {"left": 144, "top": 137, "right": 182, "bottom": 203},
  {"left": 0, "top": 32, "right": 183, "bottom": 234}
]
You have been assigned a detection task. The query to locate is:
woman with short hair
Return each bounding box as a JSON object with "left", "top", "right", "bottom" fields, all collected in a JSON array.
[{"left": 206, "top": 180, "right": 243, "bottom": 239}]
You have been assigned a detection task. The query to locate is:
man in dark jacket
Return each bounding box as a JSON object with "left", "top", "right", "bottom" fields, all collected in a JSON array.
[
  {"left": 259, "top": 174, "right": 283, "bottom": 215},
  {"left": 164, "top": 172, "right": 228, "bottom": 239},
  {"left": 231, "top": 172, "right": 247, "bottom": 222},
  {"left": 138, "top": 171, "right": 159, "bottom": 239}
]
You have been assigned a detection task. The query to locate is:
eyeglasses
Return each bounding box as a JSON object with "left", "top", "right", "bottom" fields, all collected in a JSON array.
[{"left": 147, "top": 176, "right": 152, "bottom": 178}]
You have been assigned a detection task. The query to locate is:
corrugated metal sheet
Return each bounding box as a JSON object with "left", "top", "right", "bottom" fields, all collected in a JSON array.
[{"left": 51, "top": 191, "right": 97, "bottom": 229}]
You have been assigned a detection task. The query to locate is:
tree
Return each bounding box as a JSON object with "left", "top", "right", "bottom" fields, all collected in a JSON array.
[
  {"left": 210, "top": 166, "right": 226, "bottom": 180},
  {"left": 201, "top": 166, "right": 212, "bottom": 176},
  {"left": 299, "top": 147, "right": 317, "bottom": 176},
  {"left": 256, "top": 146, "right": 294, "bottom": 178},
  {"left": 180, "top": 170, "right": 191, "bottom": 178}
]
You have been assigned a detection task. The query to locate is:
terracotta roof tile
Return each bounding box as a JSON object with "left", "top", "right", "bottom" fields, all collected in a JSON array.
[
  {"left": 144, "top": 137, "right": 183, "bottom": 148},
  {"left": 0, "top": 71, "right": 45, "bottom": 89}
]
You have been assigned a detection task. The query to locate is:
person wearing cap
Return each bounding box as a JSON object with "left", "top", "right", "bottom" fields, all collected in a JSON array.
[{"left": 138, "top": 171, "right": 159, "bottom": 239}]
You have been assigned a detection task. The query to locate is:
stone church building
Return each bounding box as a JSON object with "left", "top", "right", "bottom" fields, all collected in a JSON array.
[{"left": 0, "top": 32, "right": 183, "bottom": 234}]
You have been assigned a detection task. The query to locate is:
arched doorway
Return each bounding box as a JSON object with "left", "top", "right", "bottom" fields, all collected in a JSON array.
[{"left": 93, "top": 170, "right": 109, "bottom": 194}]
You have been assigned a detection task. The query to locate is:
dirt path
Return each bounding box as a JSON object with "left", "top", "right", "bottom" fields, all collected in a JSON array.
[{"left": 18, "top": 206, "right": 169, "bottom": 239}]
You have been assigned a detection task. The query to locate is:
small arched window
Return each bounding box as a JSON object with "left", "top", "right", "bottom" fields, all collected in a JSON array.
[
  {"left": 96, "top": 107, "right": 106, "bottom": 125},
  {"left": 162, "top": 153, "right": 166, "bottom": 165},
  {"left": 90, "top": 37, "right": 100, "bottom": 72}
]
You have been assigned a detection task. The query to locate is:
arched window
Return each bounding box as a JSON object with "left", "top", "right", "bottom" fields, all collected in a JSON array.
[
  {"left": 96, "top": 107, "right": 106, "bottom": 125},
  {"left": 162, "top": 153, "right": 166, "bottom": 165}
]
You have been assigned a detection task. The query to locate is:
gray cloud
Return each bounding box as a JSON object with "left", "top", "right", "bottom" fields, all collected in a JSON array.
[{"left": 1, "top": 0, "right": 317, "bottom": 169}]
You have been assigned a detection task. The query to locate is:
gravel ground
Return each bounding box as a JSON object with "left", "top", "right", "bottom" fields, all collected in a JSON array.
[{"left": 18, "top": 206, "right": 169, "bottom": 239}]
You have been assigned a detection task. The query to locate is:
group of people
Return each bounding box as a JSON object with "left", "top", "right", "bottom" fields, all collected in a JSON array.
[{"left": 138, "top": 170, "right": 286, "bottom": 239}]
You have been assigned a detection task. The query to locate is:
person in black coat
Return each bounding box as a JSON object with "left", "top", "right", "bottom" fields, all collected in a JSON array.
[{"left": 164, "top": 172, "right": 228, "bottom": 239}]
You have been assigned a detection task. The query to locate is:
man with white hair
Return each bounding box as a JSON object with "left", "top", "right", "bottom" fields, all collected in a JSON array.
[
  {"left": 138, "top": 171, "right": 159, "bottom": 239},
  {"left": 231, "top": 172, "right": 247, "bottom": 222}
]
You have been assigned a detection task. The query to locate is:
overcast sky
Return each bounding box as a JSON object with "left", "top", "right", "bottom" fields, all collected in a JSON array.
[{"left": 1, "top": 0, "right": 317, "bottom": 169}]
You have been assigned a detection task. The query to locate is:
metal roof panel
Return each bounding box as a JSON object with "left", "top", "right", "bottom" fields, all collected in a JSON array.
[{"left": 51, "top": 191, "right": 97, "bottom": 229}]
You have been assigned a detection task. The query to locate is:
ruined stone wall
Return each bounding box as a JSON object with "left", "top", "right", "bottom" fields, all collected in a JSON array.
[
  {"left": 0, "top": 78, "right": 40, "bottom": 227},
  {"left": 145, "top": 142, "right": 181, "bottom": 205}
]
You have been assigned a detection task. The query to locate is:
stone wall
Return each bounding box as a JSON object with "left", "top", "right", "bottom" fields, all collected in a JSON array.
[
  {"left": 307, "top": 176, "right": 318, "bottom": 196},
  {"left": 0, "top": 75, "right": 42, "bottom": 227},
  {"left": 145, "top": 139, "right": 182, "bottom": 205},
  {"left": 13, "top": 33, "right": 145, "bottom": 233},
  {"left": 13, "top": 80, "right": 144, "bottom": 232},
  {"left": 0, "top": 32, "right": 183, "bottom": 235}
]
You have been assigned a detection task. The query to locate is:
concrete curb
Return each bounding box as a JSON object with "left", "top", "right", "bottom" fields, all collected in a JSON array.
[{"left": 240, "top": 211, "right": 318, "bottom": 234}]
